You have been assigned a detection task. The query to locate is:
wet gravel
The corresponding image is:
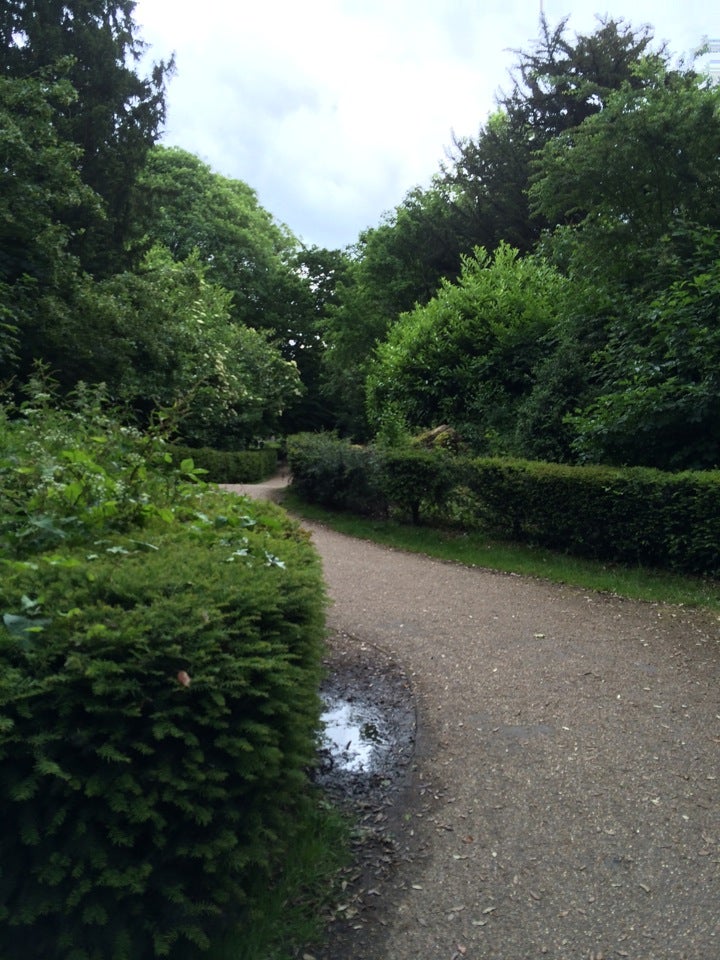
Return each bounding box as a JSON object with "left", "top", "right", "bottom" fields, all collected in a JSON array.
[
  {"left": 310, "top": 631, "right": 422, "bottom": 958},
  {"left": 316, "top": 631, "right": 417, "bottom": 800}
]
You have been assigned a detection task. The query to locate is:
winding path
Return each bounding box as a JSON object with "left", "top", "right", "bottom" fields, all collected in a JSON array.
[{"left": 224, "top": 479, "right": 719, "bottom": 960}]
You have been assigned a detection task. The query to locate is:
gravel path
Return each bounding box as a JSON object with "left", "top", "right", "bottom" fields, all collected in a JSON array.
[{"left": 222, "top": 479, "right": 720, "bottom": 960}]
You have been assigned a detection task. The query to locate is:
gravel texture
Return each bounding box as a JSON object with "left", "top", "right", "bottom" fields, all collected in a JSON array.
[{"left": 221, "top": 479, "right": 720, "bottom": 960}]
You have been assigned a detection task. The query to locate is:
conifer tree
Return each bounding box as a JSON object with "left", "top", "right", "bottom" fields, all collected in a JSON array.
[{"left": 0, "top": 1, "right": 173, "bottom": 275}]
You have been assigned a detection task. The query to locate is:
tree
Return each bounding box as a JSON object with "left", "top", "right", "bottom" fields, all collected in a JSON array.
[
  {"left": 75, "top": 247, "right": 302, "bottom": 447},
  {"left": 137, "top": 148, "right": 300, "bottom": 329},
  {"left": 0, "top": 66, "right": 102, "bottom": 384},
  {"left": 366, "top": 245, "right": 570, "bottom": 453},
  {"left": 447, "top": 110, "right": 539, "bottom": 254},
  {"left": 445, "top": 16, "right": 667, "bottom": 255},
  {"left": 529, "top": 66, "right": 720, "bottom": 290},
  {"left": 0, "top": 0, "right": 173, "bottom": 275},
  {"left": 515, "top": 48, "right": 720, "bottom": 469},
  {"left": 503, "top": 15, "right": 662, "bottom": 138},
  {"left": 138, "top": 146, "right": 337, "bottom": 432},
  {"left": 281, "top": 245, "right": 351, "bottom": 434},
  {"left": 320, "top": 181, "right": 465, "bottom": 438},
  {"left": 566, "top": 228, "right": 720, "bottom": 470}
]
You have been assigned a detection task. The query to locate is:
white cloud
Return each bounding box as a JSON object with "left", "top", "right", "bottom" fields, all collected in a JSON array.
[{"left": 135, "top": 0, "right": 717, "bottom": 249}]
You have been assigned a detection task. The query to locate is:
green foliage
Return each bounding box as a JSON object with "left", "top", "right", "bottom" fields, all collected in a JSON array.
[
  {"left": 136, "top": 147, "right": 336, "bottom": 436},
  {"left": 0, "top": 66, "right": 102, "bottom": 386},
  {"left": 565, "top": 228, "right": 720, "bottom": 470},
  {"left": 0, "top": 378, "right": 176, "bottom": 559},
  {"left": 464, "top": 457, "right": 720, "bottom": 576},
  {"left": 319, "top": 182, "right": 462, "bottom": 439},
  {"left": 137, "top": 148, "right": 303, "bottom": 332},
  {"left": 377, "top": 448, "right": 456, "bottom": 525},
  {"left": 0, "top": 389, "right": 328, "bottom": 959},
  {"left": 505, "top": 15, "right": 663, "bottom": 138},
  {"left": 17, "top": 245, "right": 302, "bottom": 448},
  {"left": 366, "top": 245, "right": 570, "bottom": 453},
  {"left": 287, "top": 435, "right": 720, "bottom": 577},
  {"left": 445, "top": 16, "right": 664, "bottom": 256},
  {"left": 107, "top": 246, "right": 302, "bottom": 447},
  {"left": 288, "top": 433, "right": 456, "bottom": 525},
  {"left": 0, "top": 68, "right": 97, "bottom": 288},
  {"left": 529, "top": 68, "right": 720, "bottom": 289},
  {"left": 167, "top": 446, "right": 278, "bottom": 484},
  {"left": 1, "top": 15, "right": 302, "bottom": 447},
  {"left": 0, "top": 497, "right": 326, "bottom": 959},
  {"left": 286, "top": 433, "right": 386, "bottom": 516},
  {"left": 446, "top": 109, "right": 538, "bottom": 254},
  {"left": 0, "top": 0, "right": 173, "bottom": 276}
]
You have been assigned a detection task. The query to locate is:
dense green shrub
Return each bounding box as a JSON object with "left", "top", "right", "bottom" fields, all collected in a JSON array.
[
  {"left": 286, "top": 432, "right": 386, "bottom": 515},
  {"left": 287, "top": 433, "right": 459, "bottom": 522},
  {"left": 378, "top": 448, "right": 456, "bottom": 524},
  {"left": 0, "top": 490, "right": 326, "bottom": 959},
  {"left": 0, "top": 389, "right": 328, "bottom": 959},
  {"left": 0, "top": 382, "right": 181, "bottom": 560},
  {"left": 288, "top": 433, "right": 720, "bottom": 576},
  {"left": 167, "top": 444, "right": 278, "bottom": 483}
]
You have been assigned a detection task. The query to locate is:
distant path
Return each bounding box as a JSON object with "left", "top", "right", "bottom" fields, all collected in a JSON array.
[{"left": 222, "top": 479, "right": 720, "bottom": 960}]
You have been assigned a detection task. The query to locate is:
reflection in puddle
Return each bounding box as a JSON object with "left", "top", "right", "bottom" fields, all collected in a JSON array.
[{"left": 320, "top": 697, "right": 386, "bottom": 772}]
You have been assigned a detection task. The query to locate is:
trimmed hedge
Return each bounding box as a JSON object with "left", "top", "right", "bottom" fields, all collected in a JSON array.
[
  {"left": 286, "top": 433, "right": 387, "bottom": 516},
  {"left": 167, "top": 444, "right": 278, "bottom": 483},
  {"left": 287, "top": 433, "right": 457, "bottom": 524},
  {"left": 465, "top": 458, "right": 720, "bottom": 576},
  {"left": 0, "top": 489, "right": 326, "bottom": 959},
  {"left": 286, "top": 433, "right": 720, "bottom": 577},
  {"left": 379, "top": 448, "right": 456, "bottom": 525}
]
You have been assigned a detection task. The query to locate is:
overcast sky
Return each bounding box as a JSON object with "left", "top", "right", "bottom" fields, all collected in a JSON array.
[{"left": 134, "top": 0, "right": 717, "bottom": 251}]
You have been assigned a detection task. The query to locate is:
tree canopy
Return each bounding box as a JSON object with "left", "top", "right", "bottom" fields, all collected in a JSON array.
[
  {"left": 359, "top": 17, "right": 720, "bottom": 470},
  {"left": 5, "top": 5, "right": 720, "bottom": 468},
  {"left": 1, "top": 0, "right": 173, "bottom": 275},
  {"left": 366, "top": 245, "right": 570, "bottom": 452},
  {"left": 1, "top": 2, "right": 305, "bottom": 447}
]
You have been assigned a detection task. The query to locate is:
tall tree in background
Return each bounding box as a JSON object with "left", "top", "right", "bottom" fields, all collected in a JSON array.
[
  {"left": 282, "top": 244, "right": 351, "bottom": 434},
  {"left": 366, "top": 245, "right": 570, "bottom": 453},
  {"left": 527, "top": 69, "right": 720, "bottom": 470},
  {"left": 446, "top": 16, "right": 665, "bottom": 253},
  {"left": 137, "top": 147, "right": 337, "bottom": 433},
  {"left": 0, "top": 65, "right": 101, "bottom": 384},
  {"left": 319, "top": 181, "right": 465, "bottom": 438},
  {"left": 0, "top": 0, "right": 173, "bottom": 276},
  {"left": 503, "top": 15, "right": 661, "bottom": 137},
  {"left": 529, "top": 64, "right": 720, "bottom": 290}
]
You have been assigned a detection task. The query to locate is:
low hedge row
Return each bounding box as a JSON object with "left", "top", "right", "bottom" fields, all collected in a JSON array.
[
  {"left": 0, "top": 489, "right": 326, "bottom": 959},
  {"left": 286, "top": 432, "right": 720, "bottom": 577},
  {"left": 465, "top": 458, "right": 720, "bottom": 576},
  {"left": 168, "top": 444, "right": 278, "bottom": 483}
]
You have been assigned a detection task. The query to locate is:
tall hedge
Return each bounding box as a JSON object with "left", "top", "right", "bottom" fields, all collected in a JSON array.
[
  {"left": 286, "top": 432, "right": 387, "bottom": 515},
  {"left": 0, "top": 490, "right": 326, "bottom": 959}
]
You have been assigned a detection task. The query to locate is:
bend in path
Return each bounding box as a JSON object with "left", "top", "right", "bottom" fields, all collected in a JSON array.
[{"left": 222, "top": 481, "right": 720, "bottom": 960}]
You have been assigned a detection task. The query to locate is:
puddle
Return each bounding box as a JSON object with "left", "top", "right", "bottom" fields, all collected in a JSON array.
[
  {"left": 314, "top": 634, "right": 416, "bottom": 802},
  {"left": 320, "top": 696, "right": 387, "bottom": 772}
]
